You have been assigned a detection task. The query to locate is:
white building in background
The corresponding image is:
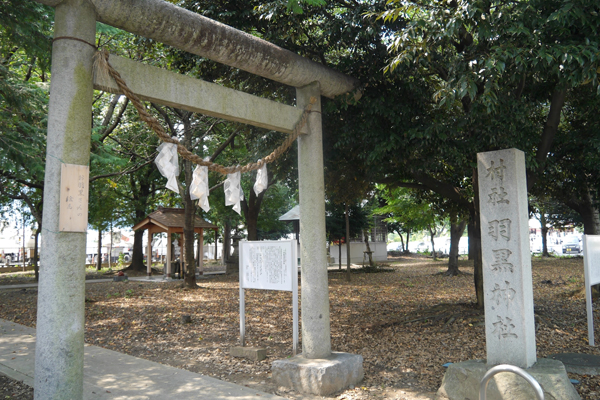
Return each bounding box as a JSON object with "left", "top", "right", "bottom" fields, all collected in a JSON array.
[
  {"left": 279, "top": 206, "right": 388, "bottom": 265},
  {"left": 0, "top": 220, "right": 36, "bottom": 264},
  {"left": 328, "top": 216, "right": 388, "bottom": 264}
]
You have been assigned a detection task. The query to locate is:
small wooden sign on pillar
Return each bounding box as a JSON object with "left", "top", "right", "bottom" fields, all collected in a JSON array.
[{"left": 58, "top": 164, "right": 89, "bottom": 233}]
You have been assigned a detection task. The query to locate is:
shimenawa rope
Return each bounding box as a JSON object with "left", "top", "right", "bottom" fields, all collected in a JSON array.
[{"left": 93, "top": 50, "right": 316, "bottom": 175}]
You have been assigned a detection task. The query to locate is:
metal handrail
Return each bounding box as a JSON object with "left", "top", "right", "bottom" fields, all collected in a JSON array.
[{"left": 480, "top": 364, "right": 544, "bottom": 400}]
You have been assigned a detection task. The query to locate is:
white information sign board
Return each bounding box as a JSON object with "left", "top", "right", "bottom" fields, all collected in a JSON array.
[
  {"left": 239, "top": 240, "right": 298, "bottom": 354},
  {"left": 583, "top": 235, "right": 600, "bottom": 345},
  {"left": 240, "top": 240, "right": 294, "bottom": 291}
]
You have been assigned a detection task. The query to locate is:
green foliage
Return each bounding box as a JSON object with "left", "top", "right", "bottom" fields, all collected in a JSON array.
[
  {"left": 383, "top": 0, "right": 600, "bottom": 110},
  {"left": 253, "top": 183, "right": 295, "bottom": 240},
  {"left": 374, "top": 185, "right": 434, "bottom": 236},
  {"left": 325, "top": 201, "right": 370, "bottom": 243},
  {"left": 0, "top": 1, "right": 53, "bottom": 70},
  {"left": 0, "top": 1, "right": 53, "bottom": 224},
  {"left": 286, "top": 0, "right": 326, "bottom": 14}
]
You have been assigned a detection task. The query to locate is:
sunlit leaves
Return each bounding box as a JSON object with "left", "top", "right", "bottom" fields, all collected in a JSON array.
[
  {"left": 286, "top": 0, "right": 326, "bottom": 14},
  {"left": 381, "top": 0, "right": 600, "bottom": 112}
]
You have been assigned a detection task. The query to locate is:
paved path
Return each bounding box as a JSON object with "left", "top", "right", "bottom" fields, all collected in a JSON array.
[{"left": 0, "top": 319, "right": 283, "bottom": 399}]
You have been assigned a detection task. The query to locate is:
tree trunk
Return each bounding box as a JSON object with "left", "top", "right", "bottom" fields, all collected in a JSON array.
[
  {"left": 96, "top": 229, "right": 102, "bottom": 271},
  {"left": 242, "top": 177, "right": 266, "bottom": 241},
  {"left": 246, "top": 214, "right": 258, "bottom": 241},
  {"left": 129, "top": 229, "right": 146, "bottom": 271},
  {"left": 127, "top": 173, "right": 154, "bottom": 272},
  {"left": 345, "top": 203, "right": 351, "bottom": 282},
  {"left": 338, "top": 238, "right": 342, "bottom": 270},
  {"left": 180, "top": 111, "right": 198, "bottom": 289},
  {"left": 468, "top": 219, "right": 475, "bottom": 261},
  {"left": 214, "top": 230, "right": 218, "bottom": 260},
  {"left": 364, "top": 232, "right": 373, "bottom": 267},
  {"left": 398, "top": 233, "right": 405, "bottom": 252},
  {"left": 183, "top": 198, "right": 196, "bottom": 288},
  {"left": 447, "top": 218, "right": 467, "bottom": 276},
  {"left": 579, "top": 189, "right": 600, "bottom": 235},
  {"left": 540, "top": 212, "right": 550, "bottom": 257},
  {"left": 406, "top": 230, "right": 410, "bottom": 253},
  {"left": 527, "top": 88, "right": 567, "bottom": 191},
  {"left": 224, "top": 220, "right": 234, "bottom": 274},
  {"left": 182, "top": 169, "right": 196, "bottom": 287},
  {"left": 472, "top": 168, "right": 484, "bottom": 309},
  {"left": 108, "top": 223, "right": 113, "bottom": 270},
  {"left": 223, "top": 221, "right": 231, "bottom": 262},
  {"left": 428, "top": 224, "right": 437, "bottom": 260}
]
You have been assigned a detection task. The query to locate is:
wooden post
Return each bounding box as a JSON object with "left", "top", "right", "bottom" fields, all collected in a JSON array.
[
  {"left": 214, "top": 229, "right": 218, "bottom": 260},
  {"left": 199, "top": 228, "right": 204, "bottom": 275},
  {"left": 166, "top": 230, "right": 172, "bottom": 278},
  {"left": 146, "top": 230, "right": 152, "bottom": 277},
  {"left": 180, "top": 232, "right": 185, "bottom": 279}
]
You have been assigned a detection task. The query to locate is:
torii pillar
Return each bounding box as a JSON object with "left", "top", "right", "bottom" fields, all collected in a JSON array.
[
  {"left": 270, "top": 83, "right": 364, "bottom": 395},
  {"left": 297, "top": 83, "right": 330, "bottom": 358},
  {"left": 34, "top": 0, "right": 96, "bottom": 398}
]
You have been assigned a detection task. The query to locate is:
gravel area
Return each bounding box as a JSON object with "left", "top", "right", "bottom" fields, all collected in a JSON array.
[
  {"left": 0, "top": 255, "right": 598, "bottom": 399},
  {"left": 0, "top": 374, "right": 33, "bottom": 400}
]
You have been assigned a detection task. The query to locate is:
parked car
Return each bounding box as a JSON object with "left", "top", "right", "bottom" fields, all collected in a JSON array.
[
  {"left": 387, "top": 242, "right": 402, "bottom": 252},
  {"left": 1, "top": 252, "right": 20, "bottom": 266},
  {"left": 562, "top": 236, "right": 582, "bottom": 254},
  {"left": 86, "top": 253, "right": 106, "bottom": 265},
  {"left": 415, "top": 242, "right": 430, "bottom": 253}
]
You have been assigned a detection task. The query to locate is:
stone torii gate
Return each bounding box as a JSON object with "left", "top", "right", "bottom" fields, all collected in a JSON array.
[{"left": 33, "top": 0, "right": 362, "bottom": 398}]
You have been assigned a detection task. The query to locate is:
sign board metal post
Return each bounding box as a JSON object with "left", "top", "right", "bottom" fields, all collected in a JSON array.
[
  {"left": 583, "top": 235, "right": 600, "bottom": 345},
  {"left": 239, "top": 240, "right": 298, "bottom": 355}
]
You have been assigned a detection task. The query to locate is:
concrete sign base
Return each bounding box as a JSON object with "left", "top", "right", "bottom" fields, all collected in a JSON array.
[
  {"left": 436, "top": 359, "right": 580, "bottom": 400},
  {"left": 548, "top": 353, "right": 600, "bottom": 376},
  {"left": 271, "top": 352, "right": 363, "bottom": 396}
]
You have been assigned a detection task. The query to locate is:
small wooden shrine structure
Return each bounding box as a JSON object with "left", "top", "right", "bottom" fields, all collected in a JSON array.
[
  {"left": 279, "top": 204, "right": 300, "bottom": 241},
  {"left": 132, "top": 207, "right": 218, "bottom": 277}
]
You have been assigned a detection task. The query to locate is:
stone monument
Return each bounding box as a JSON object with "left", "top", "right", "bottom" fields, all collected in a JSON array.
[
  {"left": 479, "top": 148, "right": 536, "bottom": 368},
  {"left": 437, "top": 149, "right": 579, "bottom": 400}
]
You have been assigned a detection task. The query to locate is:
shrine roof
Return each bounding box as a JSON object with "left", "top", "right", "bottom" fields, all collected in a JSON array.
[
  {"left": 279, "top": 205, "right": 300, "bottom": 221},
  {"left": 132, "top": 207, "right": 218, "bottom": 232}
]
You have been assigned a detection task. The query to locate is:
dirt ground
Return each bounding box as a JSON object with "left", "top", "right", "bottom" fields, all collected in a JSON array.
[{"left": 1, "top": 255, "right": 599, "bottom": 399}]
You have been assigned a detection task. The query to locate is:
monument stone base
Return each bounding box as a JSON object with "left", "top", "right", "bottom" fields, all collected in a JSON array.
[
  {"left": 549, "top": 353, "right": 600, "bottom": 375},
  {"left": 225, "top": 259, "right": 239, "bottom": 274},
  {"left": 436, "top": 359, "right": 580, "bottom": 400},
  {"left": 230, "top": 346, "right": 267, "bottom": 361},
  {"left": 271, "top": 352, "right": 363, "bottom": 396}
]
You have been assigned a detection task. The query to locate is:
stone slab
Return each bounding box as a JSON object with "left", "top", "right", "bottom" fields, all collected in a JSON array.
[
  {"left": 549, "top": 353, "right": 600, "bottom": 375},
  {"left": 271, "top": 352, "right": 363, "bottom": 396},
  {"left": 436, "top": 359, "right": 580, "bottom": 400},
  {"left": 230, "top": 346, "right": 267, "bottom": 361}
]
